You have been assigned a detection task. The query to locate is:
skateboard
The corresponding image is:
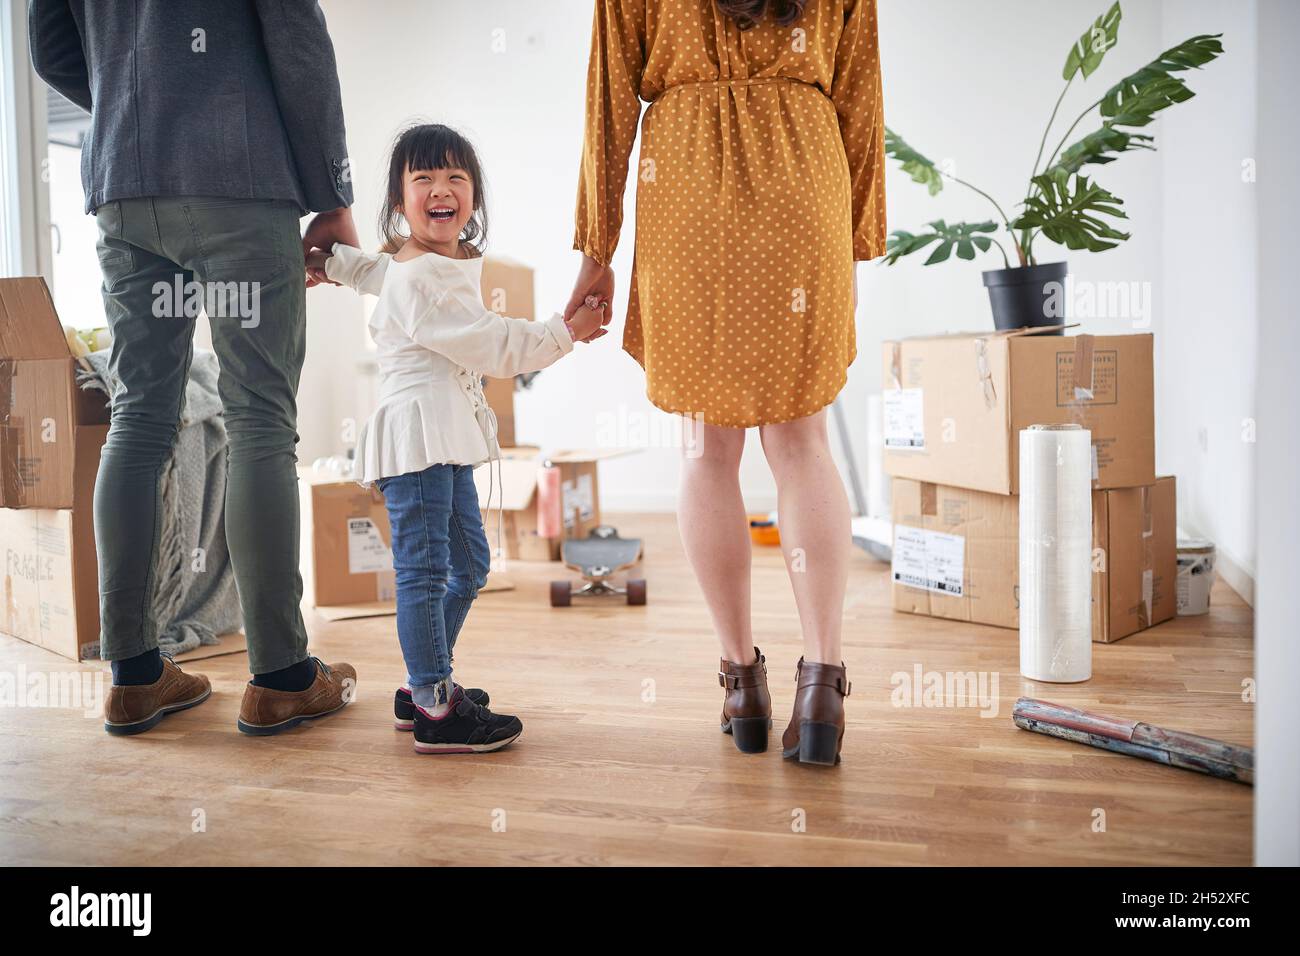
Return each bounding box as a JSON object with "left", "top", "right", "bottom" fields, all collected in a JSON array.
[{"left": 550, "top": 525, "right": 646, "bottom": 607}]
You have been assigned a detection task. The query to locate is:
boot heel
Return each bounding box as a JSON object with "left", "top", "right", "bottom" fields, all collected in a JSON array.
[
  {"left": 798, "top": 720, "right": 841, "bottom": 766},
  {"left": 728, "top": 716, "right": 771, "bottom": 754}
]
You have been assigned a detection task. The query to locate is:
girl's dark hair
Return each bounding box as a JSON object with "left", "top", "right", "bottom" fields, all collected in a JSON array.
[
  {"left": 379, "top": 123, "right": 488, "bottom": 256},
  {"left": 716, "top": 0, "right": 806, "bottom": 30}
]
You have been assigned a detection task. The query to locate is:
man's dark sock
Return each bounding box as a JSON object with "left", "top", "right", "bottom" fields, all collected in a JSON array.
[
  {"left": 251, "top": 657, "right": 318, "bottom": 692},
  {"left": 110, "top": 647, "right": 164, "bottom": 686}
]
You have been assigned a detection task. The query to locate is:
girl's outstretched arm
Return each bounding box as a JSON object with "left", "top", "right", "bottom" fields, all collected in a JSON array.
[
  {"left": 323, "top": 243, "right": 391, "bottom": 295},
  {"left": 396, "top": 272, "right": 575, "bottom": 379}
]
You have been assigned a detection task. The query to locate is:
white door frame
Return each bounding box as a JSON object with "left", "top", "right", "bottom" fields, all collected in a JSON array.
[{"left": 0, "top": 0, "right": 52, "bottom": 278}]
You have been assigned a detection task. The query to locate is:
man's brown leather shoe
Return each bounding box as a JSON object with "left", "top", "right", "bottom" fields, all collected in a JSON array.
[
  {"left": 103, "top": 658, "right": 212, "bottom": 736},
  {"left": 237, "top": 658, "right": 357, "bottom": 736},
  {"left": 719, "top": 646, "right": 772, "bottom": 753},
  {"left": 781, "top": 657, "right": 851, "bottom": 766}
]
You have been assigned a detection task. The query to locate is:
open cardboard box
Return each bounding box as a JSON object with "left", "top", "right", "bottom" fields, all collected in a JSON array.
[
  {"left": 474, "top": 447, "right": 635, "bottom": 562},
  {"left": 0, "top": 277, "right": 111, "bottom": 509},
  {"left": 298, "top": 466, "right": 519, "bottom": 623}
]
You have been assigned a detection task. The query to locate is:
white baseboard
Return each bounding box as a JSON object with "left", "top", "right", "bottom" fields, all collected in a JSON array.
[{"left": 1211, "top": 542, "right": 1256, "bottom": 607}]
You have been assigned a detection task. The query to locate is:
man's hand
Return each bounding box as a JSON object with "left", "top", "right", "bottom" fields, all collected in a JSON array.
[
  {"left": 305, "top": 249, "right": 332, "bottom": 287},
  {"left": 303, "top": 207, "right": 359, "bottom": 287},
  {"left": 564, "top": 254, "right": 614, "bottom": 342}
]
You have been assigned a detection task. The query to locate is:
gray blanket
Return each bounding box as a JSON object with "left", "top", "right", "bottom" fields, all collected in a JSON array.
[{"left": 80, "top": 350, "right": 242, "bottom": 656}]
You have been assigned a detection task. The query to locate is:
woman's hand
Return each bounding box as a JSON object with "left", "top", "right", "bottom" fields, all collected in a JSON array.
[{"left": 565, "top": 254, "right": 614, "bottom": 342}]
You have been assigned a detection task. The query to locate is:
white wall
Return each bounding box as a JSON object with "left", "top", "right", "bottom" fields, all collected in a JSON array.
[
  {"left": 1253, "top": 0, "right": 1299, "bottom": 869},
  {"left": 308, "top": 0, "right": 1172, "bottom": 512},
  {"left": 1157, "top": 0, "right": 1258, "bottom": 599}
]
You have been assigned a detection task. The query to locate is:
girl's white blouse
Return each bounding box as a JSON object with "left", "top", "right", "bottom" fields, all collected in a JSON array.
[{"left": 325, "top": 243, "right": 573, "bottom": 485}]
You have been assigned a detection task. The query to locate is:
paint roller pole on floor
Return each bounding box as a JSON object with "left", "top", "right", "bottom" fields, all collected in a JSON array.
[{"left": 1012, "top": 697, "right": 1254, "bottom": 785}]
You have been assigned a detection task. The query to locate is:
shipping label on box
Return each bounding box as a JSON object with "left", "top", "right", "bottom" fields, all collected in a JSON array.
[
  {"left": 883, "top": 388, "right": 925, "bottom": 450},
  {"left": 346, "top": 517, "right": 392, "bottom": 574},
  {"left": 892, "top": 526, "right": 964, "bottom": 595}
]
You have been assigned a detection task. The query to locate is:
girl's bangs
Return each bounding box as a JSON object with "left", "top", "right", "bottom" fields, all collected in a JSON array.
[{"left": 401, "top": 126, "right": 476, "bottom": 175}]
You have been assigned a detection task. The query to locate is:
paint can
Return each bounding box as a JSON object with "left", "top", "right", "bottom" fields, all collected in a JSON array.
[{"left": 1176, "top": 537, "right": 1216, "bottom": 616}]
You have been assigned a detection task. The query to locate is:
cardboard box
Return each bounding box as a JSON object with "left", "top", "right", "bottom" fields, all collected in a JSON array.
[
  {"left": 1, "top": 425, "right": 106, "bottom": 660},
  {"left": 0, "top": 278, "right": 112, "bottom": 508},
  {"left": 474, "top": 447, "right": 630, "bottom": 562},
  {"left": 298, "top": 467, "right": 396, "bottom": 620},
  {"left": 881, "top": 329, "right": 1154, "bottom": 495},
  {"left": 891, "top": 475, "right": 1176, "bottom": 643},
  {"left": 1092, "top": 477, "right": 1177, "bottom": 641},
  {"left": 479, "top": 257, "right": 536, "bottom": 448}
]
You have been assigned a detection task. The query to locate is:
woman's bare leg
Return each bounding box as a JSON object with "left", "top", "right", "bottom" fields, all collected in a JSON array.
[
  {"left": 677, "top": 421, "right": 754, "bottom": 665},
  {"left": 758, "top": 409, "right": 850, "bottom": 665}
]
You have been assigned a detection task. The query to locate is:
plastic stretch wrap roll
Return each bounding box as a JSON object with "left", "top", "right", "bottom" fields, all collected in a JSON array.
[{"left": 1019, "top": 424, "right": 1092, "bottom": 683}]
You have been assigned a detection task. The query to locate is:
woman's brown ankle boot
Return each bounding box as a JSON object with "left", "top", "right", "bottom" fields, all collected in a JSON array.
[
  {"left": 782, "top": 657, "right": 851, "bottom": 766},
  {"left": 719, "top": 647, "right": 772, "bottom": 753}
]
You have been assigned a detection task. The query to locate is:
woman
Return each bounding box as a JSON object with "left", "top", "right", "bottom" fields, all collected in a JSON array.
[{"left": 567, "top": 0, "right": 885, "bottom": 766}]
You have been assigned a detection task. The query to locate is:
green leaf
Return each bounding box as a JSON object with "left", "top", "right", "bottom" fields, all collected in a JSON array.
[
  {"left": 1101, "top": 34, "right": 1224, "bottom": 126},
  {"left": 1045, "top": 33, "right": 1223, "bottom": 179},
  {"left": 1013, "top": 170, "right": 1130, "bottom": 253},
  {"left": 883, "top": 220, "right": 998, "bottom": 266},
  {"left": 885, "top": 127, "right": 944, "bottom": 196},
  {"left": 1047, "top": 124, "right": 1154, "bottom": 176},
  {"left": 1063, "top": 1, "right": 1122, "bottom": 81}
]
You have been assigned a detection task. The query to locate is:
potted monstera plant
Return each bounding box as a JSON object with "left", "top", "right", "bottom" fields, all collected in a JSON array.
[{"left": 883, "top": 2, "right": 1222, "bottom": 331}]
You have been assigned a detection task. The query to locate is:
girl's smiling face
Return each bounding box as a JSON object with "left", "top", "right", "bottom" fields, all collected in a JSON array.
[{"left": 400, "top": 162, "right": 475, "bottom": 257}]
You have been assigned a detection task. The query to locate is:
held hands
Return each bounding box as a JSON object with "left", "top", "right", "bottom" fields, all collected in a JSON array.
[
  {"left": 305, "top": 248, "right": 332, "bottom": 286},
  {"left": 564, "top": 255, "right": 614, "bottom": 343},
  {"left": 303, "top": 207, "right": 358, "bottom": 287},
  {"left": 566, "top": 296, "right": 607, "bottom": 344}
]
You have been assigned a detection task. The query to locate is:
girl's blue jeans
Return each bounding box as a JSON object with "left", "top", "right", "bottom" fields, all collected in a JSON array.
[{"left": 377, "top": 463, "right": 492, "bottom": 690}]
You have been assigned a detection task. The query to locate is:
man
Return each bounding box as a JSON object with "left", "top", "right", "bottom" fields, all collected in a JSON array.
[{"left": 29, "top": 0, "right": 358, "bottom": 735}]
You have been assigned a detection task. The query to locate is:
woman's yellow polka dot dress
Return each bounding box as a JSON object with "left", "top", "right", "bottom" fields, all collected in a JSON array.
[{"left": 575, "top": 0, "right": 886, "bottom": 428}]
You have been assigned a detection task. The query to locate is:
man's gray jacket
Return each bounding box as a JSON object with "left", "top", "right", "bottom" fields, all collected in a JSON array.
[{"left": 29, "top": 0, "right": 353, "bottom": 214}]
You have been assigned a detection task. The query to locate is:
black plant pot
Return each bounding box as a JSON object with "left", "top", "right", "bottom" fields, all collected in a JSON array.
[{"left": 982, "top": 261, "right": 1069, "bottom": 333}]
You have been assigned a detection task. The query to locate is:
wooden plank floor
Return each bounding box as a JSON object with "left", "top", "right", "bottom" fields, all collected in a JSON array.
[{"left": 0, "top": 512, "right": 1253, "bottom": 866}]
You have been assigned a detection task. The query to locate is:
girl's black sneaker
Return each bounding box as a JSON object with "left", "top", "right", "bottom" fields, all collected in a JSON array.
[
  {"left": 394, "top": 685, "right": 489, "bottom": 731},
  {"left": 412, "top": 688, "right": 522, "bottom": 754}
]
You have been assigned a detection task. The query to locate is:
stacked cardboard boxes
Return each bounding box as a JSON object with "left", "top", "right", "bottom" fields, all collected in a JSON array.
[{"left": 882, "top": 327, "right": 1176, "bottom": 643}]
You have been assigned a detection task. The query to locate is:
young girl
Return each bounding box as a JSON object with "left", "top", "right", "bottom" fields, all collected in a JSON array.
[{"left": 308, "top": 124, "right": 605, "bottom": 754}]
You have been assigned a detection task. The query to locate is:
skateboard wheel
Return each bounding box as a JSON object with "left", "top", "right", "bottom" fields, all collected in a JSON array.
[
  {"left": 550, "top": 580, "right": 572, "bottom": 607},
  {"left": 626, "top": 578, "right": 647, "bottom": 606}
]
